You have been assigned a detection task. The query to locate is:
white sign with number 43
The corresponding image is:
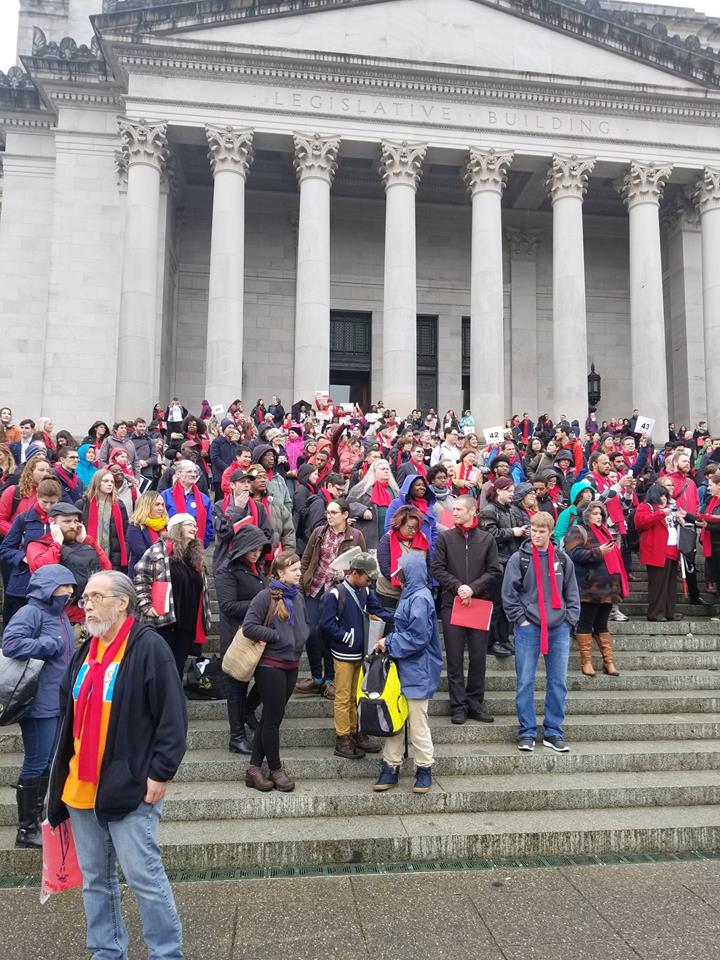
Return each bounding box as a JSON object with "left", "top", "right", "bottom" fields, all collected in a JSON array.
[{"left": 635, "top": 415, "right": 655, "bottom": 437}]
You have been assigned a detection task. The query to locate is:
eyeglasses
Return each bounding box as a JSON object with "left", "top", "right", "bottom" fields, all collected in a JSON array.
[{"left": 78, "top": 593, "right": 118, "bottom": 608}]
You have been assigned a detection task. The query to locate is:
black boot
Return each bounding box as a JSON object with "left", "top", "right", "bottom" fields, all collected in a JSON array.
[
  {"left": 15, "top": 778, "right": 42, "bottom": 849},
  {"left": 227, "top": 700, "right": 252, "bottom": 755},
  {"left": 36, "top": 767, "right": 50, "bottom": 824}
]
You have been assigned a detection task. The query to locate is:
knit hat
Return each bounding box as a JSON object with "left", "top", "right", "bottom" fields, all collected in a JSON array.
[
  {"left": 494, "top": 476, "right": 514, "bottom": 492},
  {"left": 220, "top": 418, "right": 234, "bottom": 430},
  {"left": 266, "top": 428, "right": 283, "bottom": 441},
  {"left": 167, "top": 512, "right": 195, "bottom": 530}
]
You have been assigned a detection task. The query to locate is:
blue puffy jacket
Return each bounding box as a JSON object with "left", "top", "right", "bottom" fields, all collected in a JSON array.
[
  {"left": 0, "top": 504, "right": 52, "bottom": 598},
  {"left": 2, "top": 564, "right": 76, "bottom": 718},
  {"left": 384, "top": 552, "right": 443, "bottom": 700}
]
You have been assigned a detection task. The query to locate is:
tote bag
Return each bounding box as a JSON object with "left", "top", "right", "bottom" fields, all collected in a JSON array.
[
  {"left": 0, "top": 651, "right": 44, "bottom": 726},
  {"left": 222, "top": 597, "right": 275, "bottom": 682}
]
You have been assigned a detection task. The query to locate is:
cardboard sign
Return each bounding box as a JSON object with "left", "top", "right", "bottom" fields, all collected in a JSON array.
[
  {"left": 211, "top": 404, "right": 224, "bottom": 417},
  {"left": 450, "top": 596, "right": 493, "bottom": 631},
  {"left": 483, "top": 426, "right": 504, "bottom": 446},
  {"left": 635, "top": 415, "right": 655, "bottom": 437}
]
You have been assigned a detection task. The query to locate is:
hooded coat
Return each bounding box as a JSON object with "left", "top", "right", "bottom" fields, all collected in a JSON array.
[
  {"left": 554, "top": 478, "right": 594, "bottom": 542},
  {"left": 75, "top": 443, "right": 97, "bottom": 488},
  {"left": 2, "top": 564, "right": 76, "bottom": 718},
  {"left": 251, "top": 443, "right": 293, "bottom": 509},
  {"left": 214, "top": 524, "right": 269, "bottom": 656},
  {"left": 384, "top": 553, "right": 443, "bottom": 700},
  {"left": 384, "top": 474, "right": 439, "bottom": 554}
]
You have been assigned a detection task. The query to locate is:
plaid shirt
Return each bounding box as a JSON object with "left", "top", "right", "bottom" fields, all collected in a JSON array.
[{"left": 308, "top": 527, "right": 343, "bottom": 598}]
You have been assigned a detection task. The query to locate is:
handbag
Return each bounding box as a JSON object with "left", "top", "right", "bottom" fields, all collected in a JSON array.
[
  {"left": 678, "top": 522, "right": 697, "bottom": 556},
  {"left": 0, "top": 650, "right": 44, "bottom": 726},
  {"left": 222, "top": 596, "right": 275, "bottom": 682},
  {"left": 40, "top": 819, "right": 82, "bottom": 903},
  {"left": 184, "top": 655, "right": 229, "bottom": 700}
]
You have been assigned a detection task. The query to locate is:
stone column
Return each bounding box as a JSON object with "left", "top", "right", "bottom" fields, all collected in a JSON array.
[
  {"left": 380, "top": 140, "right": 427, "bottom": 414},
  {"left": 115, "top": 118, "right": 168, "bottom": 416},
  {"left": 507, "top": 227, "right": 541, "bottom": 416},
  {"left": 546, "top": 154, "right": 596, "bottom": 420},
  {"left": 694, "top": 168, "right": 720, "bottom": 430},
  {"left": 292, "top": 132, "right": 340, "bottom": 400},
  {"left": 204, "top": 124, "right": 254, "bottom": 405},
  {"left": 620, "top": 161, "right": 673, "bottom": 434},
  {"left": 464, "top": 148, "right": 513, "bottom": 425}
]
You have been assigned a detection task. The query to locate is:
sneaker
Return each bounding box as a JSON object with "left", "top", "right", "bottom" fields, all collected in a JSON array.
[
  {"left": 451, "top": 708, "right": 467, "bottom": 725},
  {"left": 467, "top": 704, "right": 495, "bottom": 723},
  {"left": 711, "top": 616, "right": 720, "bottom": 622},
  {"left": 294, "top": 678, "right": 323, "bottom": 696},
  {"left": 413, "top": 766, "right": 432, "bottom": 794},
  {"left": 517, "top": 738, "right": 535, "bottom": 752},
  {"left": 489, "top": 642, "right": 513, "bottom": 658},
  {"left": 373, "top": 761, "right": 400, "bottom": 792},
  {"left": 608, "top": 609, "right": 629, "bottom": 622},
  {"left": 543, "top": 736, "right": 570, "bottom": 753}
]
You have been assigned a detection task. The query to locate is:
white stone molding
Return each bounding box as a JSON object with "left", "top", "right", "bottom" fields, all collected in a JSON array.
[
  {"left": 693, "top": 167, "right": 720, "bottom": 215},
  {"left": 662, "top": 190, "right": 700, "bottom": 233},
  {"left": 546, "top": 154, "right": 596, "bottom": 202},
  {"left": 380, "top": 140, "right": 427, "bottom": 191},
  {"left": 117, "top": 117, "right": 168, "bottom": 172},
  {"left": 114, "top": 148, "right": 128, "bottom": 190},
  {"left": 465, "top": 148, "right": 514, "bottom": 197},
  {"left": 506, "top": 227, "right": 542, "bottom": 259},
  {"left": 206, "top": 124, "right": 254, "bottom": 178},
  {"left": 620, "top": 161, "right": 673, "bottom": 209},
  {"left": 292, "top": 132, "right": 340, "bottom": 184}
]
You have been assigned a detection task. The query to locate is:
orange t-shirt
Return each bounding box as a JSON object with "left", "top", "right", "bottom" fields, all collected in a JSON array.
[{"left": 62, "top": 637, "right": 129, "bottom": 810}]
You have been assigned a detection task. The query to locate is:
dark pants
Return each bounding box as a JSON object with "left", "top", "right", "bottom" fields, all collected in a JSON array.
[
  {"left": 489, "top": 580, "right": 510, "bottom": 646},
  {"left": 707, "top": 552, "right": 720, "bottom": 592},
  {"left": 157, "top": 625, "right": 193, "bottom": 677},
  {"left": 228, "top": 678, "right": 261, "bottom": 722},
  {"left": 441, "top": 610, "right": 488, "bottom": 711},
  {"left": 251, "top": 665, "right": 298, "bottom": 770},
  {"left": 577, "top": 601, "right": 611, "bottom": 635},
  {"left": 19, "top": 715, "right": 59, "bottom": 779},
  {"left": 306, "top": 591, "right": 334, "bottom": 683},
  {"left": 213, "top": 481, "right": 224, "bottom": 502},
  {"left": 2, "top": 594, "right": 27, "bottom": 631},
  {"left": 682, "top": 551, "right": 701, "bottom": 601},
  {"left": 646, "top": 559, "right": 678, "bottom": 620},
  {"left": 377, "top": 593, "right": 398, "bottom": 637}
]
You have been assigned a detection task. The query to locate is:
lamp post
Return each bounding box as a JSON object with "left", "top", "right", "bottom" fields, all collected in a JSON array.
[{"left": 587, "top": 363, "right": 602, "bottom": 410}]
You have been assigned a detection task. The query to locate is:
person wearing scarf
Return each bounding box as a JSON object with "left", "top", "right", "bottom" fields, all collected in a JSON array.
[
  {"left": 127, "top": 490, "right": 169, "bottom": 577},
  {"left": 79, "top": 470, "right": 129, "bottom": 572},
  {"left": 452, "top": 449, "right": 479, "bottom": 495},
  {"left": 501, "top": 512, "right": 580, "bottom": 753},
  {"left": 161, "top": 459, "right": 214, "bottom": 549},
  {"left": 376, "top": 505, "right": 430, "bottom": 610},
  {"left": 52, "top": 446, "right": 85, "bottom": 505},
  {"left": 564, "top": 502, "right": 626, "bottom": 677},
  {"left": 75, "top": 443, "right": 98, "bottom": 489},
  {"left": 699, "top": 473, "right": 720, "bottom": 619},
  {"left": 385, "top": 474, "right": 439, "bottom": 555},
  {"left": 242, "top": 552, "right": 309, "bottom": 792}
]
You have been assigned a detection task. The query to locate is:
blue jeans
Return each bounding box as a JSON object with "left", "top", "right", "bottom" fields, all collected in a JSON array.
[
  {"left": 19, "top": 715, "right": 59, "bottom": 778},
  {"left": 68, "top": 802, "right": 183, "bottom": 960},
  {"left": 305, "top": 591, "right": 334, "bottom": 683},
  {"left": 513, "top": 621, "right": 570, "bottom": 739}
]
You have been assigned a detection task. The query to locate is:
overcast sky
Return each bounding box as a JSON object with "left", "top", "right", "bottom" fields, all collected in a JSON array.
[{"left": 3, "top": 0, "right": 720, "bottom": 70}]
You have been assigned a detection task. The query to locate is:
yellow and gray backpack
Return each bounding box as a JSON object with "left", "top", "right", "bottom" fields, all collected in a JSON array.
[{"left": 356, "top": 652, "right": 409, "bottom": 737}]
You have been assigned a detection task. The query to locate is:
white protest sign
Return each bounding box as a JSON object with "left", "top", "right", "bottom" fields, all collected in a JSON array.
[
  {"left": 211, "top": 404, "right": 224, "bottom": 417},
  {"left": 635, "top": 414, "right": 655, "bottom": 437},
  {"left": 483, "top": 426, "right": 504, "bottom": 446}
]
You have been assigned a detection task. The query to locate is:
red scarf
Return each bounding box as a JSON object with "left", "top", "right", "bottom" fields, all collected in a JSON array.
[
  {"left": 321, "top": 487, "right": 333, "bottom": 505},
  {"left": 701, "top": 497, "right": 720, "bottom": 557},
  {"left": 172, "top": 482, "right": 207, "bottom": 543},
  {"left": 411, "top": 459, "right": 428, "bottom": 482},
  {"left": 591, "top": 472, "right": 612, "bottom": 493},
  {"left": 72, "top": 616, "right": 134, "bottom": 783},
  {"left": 605, "top": 493, "right": 627, "bottom": 534},
  {"left": 55, "top": 465, "right": 79, "bottom": 490},
  {"left": 86, "top": 498, "right": 128, "bottom": 567},
  {"left": 458, "top": 461, "right": 475, "bottom": 482},
  {"left": 411, "top": 496, "right": 429, "bottom": 515},
  {"left": 593, "top": 524, "right": 628, "bottom": 598},
  {"left": 533, "top": 542, "right": 562, "bottom": 655},
  {"left": 370, "top": 481, "right": 392, "bottom": 507},
  {"left": 389, "top": 529, "right": 429, "bottom": 586},
  {"left": 455, "top": 517, "right": 479, "bottom": 533}
]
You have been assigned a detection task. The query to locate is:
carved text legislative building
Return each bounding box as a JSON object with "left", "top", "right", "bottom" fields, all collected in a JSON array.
[{"left": 3, "top": 0, "right": 720, "bottom": 432}]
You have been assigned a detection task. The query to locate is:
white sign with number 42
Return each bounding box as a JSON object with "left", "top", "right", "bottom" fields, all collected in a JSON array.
[
  {"left": 484, "top": 426, "right": 504, "bottom": 445},
  {"left": 635, "top": 415, "right": 655, "bottom": 437}
]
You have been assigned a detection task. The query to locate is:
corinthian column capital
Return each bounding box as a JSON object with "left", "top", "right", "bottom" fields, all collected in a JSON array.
[
  {"left": 293, "top": 132, "right": 340, "bottom": 184},
  {"left": 546, "top": 154, "right": 596, "bottom": 202},
  {"left": 380, "top": 140, "right": 427, "bottom": 191},
  {"left": 506, "top": 227, "right": 541, "bottom": 260},
  {"left": 118, "top": 117, "right": 169, "bottom": 172},
  {"left": 465, "top": 147, "right": 514, "bottom": 196},
  {"left": 693, "top": 167, "right": 720, "bottom": 215},
  {"left": 620, "top": 161, "right": 673, "bottom": 209},
  {"left": 206, "top": 125, "right": 254, "bottom": 178}
]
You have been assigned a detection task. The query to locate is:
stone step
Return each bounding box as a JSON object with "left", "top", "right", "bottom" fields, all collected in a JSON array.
[{"left": 4, "top": 805, "right": 720, "bottom": 872}]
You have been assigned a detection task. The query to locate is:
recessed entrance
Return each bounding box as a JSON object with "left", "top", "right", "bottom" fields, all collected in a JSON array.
[{"left": 330, "top": 310, "right": 372, "bottom": 409}]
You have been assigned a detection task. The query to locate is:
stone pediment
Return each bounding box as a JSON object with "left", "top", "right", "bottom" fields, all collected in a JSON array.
[{"left": 96, "top": 0, "right": 718, "bottom": 89}]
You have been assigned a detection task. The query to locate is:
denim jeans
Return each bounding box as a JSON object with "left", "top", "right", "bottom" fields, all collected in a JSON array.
[
  {"left": 68, "top": 802, "right": 184, "bottom": 960},
  {"left": 513, "top": 621, "right": 570, "bottom": 739},
  {"left": 19, "top": 715, "right": 59, "bottom": 778},
  {"left": 305, "top": 591, "right": 334, "bottom": 683}
]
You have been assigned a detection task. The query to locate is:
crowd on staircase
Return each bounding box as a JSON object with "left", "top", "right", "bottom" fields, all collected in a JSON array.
[{"left": 0, "top": 397, "right": 719, "bottom": 958}]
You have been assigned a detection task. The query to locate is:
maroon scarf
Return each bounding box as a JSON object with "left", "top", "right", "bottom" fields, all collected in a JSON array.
[
  {"left": 86, "top": 498, "right": 128, "bottom": 567},
  {"left": 533, "top": 542, "right": 562, "bottom": 655}
]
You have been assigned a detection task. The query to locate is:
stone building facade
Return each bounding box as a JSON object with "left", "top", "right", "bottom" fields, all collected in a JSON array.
[{"left": 2, "top": 0, "right": 720, "bottom": 435}]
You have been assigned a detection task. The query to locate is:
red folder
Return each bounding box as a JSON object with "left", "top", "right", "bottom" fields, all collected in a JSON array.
[
  {"left": 450, "top": 596, "right": 493, "bottom": 631},
  {"left": 232, "top": 514, "right": 254, "bottom": 534},
  {"left": 151, "top": 581, "right": 171, "bottom": 615}
]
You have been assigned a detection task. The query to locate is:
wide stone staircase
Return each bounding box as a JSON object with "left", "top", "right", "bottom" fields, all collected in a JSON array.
[{"left": 1, "top": 570, "right": 720, "bottom": 875}]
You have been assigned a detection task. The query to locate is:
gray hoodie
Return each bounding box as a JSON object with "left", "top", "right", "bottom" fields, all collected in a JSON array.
[{"left": 501, "top": 540, "right": 580, "bottom": 629}]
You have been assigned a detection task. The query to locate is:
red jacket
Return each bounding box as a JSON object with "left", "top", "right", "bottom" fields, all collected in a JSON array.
[
  {"left": 0, "top": 486, "right": 35, "bottom": 537},
  {"left": 667, "top": 471, "right": 699, "bottom": 514},
  {"left": 26, "top": 534, "right": 112, "bottom": 623},
  {"left": 633, "top": 503, "right": 678, "bottom": 567},
  {"left": 563, "top": 440, "right": 584, "bottom": 475}
]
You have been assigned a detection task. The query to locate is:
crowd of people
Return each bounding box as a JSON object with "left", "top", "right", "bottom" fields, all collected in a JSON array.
[{"left": 1, "top": 396, "right": 718, "bottom": 959}]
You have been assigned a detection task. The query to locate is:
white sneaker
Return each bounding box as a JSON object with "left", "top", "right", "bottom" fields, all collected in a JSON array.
[{"left": 609, "top": 609, "right": 629, "bottom": 622}]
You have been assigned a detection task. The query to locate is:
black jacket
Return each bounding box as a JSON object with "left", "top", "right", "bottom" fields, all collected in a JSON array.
[
  {"left": 431, "top": 526, "right": 502, "bottom": 610},
  {"left": 48, "top": 621, "right": 187, "bottom": 826},
  {"left": 478, "top": 502, "right": 517, "bottom": 565},
  {"left": 215, "top": 560, "right": 266, "bottom": 656}
]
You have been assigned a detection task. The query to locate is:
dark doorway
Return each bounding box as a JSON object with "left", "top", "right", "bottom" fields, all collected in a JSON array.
[
  {"left": 330, "top": 310, "right": 372, "bottom": 409},
  {"left": 462, "top": 316, "right": 470, "bottom": 411},
  {"left": 417, "top": 315, "right": 438, "bottom": 412}
]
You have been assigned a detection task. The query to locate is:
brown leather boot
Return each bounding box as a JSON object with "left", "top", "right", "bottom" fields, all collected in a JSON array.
[
  {"left": 334, "top": 735, "right": 365, "bottom": 759},
  {"left": 575, "top": 632, "right": 595, "bottom": 676},
  {"left": 269, "top": 767, "right": 296, "bottom": 792},
  {"left": 244, "top": 765, "right": 274, "bottom": 792},
  {"left": 355, "top": 731, "right": 381, "bottom": 754},
  {"left": 597, "top": 632, "right": 620, "bottom": 676}
]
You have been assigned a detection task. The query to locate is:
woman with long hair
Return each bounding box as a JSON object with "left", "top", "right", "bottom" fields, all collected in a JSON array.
[
  {"left": 634, "top": 483, "right": 683, "bottom": 622},
  {"left": 242, "top": 552, "right": 309, "bottom": 792},
  {"left": 376, "top": 505, "right": 430, "bottom": 613},
  {"left": 35, "top": 418, "right": 56, "bottom": 457},
  {"left": 0, "top": 453, "right": 51, "bottom": 539},
  {"left": 347, "top": 458, "right": 399, "bottom": 549},
  {"left": 0, "top": 446, "right": 16, "bottom": 493},
  {"left": 134, "top": 512, "right": 211, "bottom": 676},
  {"left": 77, "top": 470, "right": 129, "bottom": 572},
  {"left": 127, "top": 490, "right": 169, "bottom": 577}
]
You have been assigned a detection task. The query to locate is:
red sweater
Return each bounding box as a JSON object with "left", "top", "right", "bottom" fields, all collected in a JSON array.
[{"left": 633, "top": 503, "right": 678, "bottom": 567}]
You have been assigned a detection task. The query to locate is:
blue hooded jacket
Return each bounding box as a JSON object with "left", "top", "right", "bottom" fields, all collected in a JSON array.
[
  {"left": 384, "top": 473, "right": 438, "bottom": 554},
  {"left": 0, "top": 503, "right": 52, "bottom": 598},
  {"left": 2, "top": 564, "right": 76, "bottom": 718},
  {"left": 384, "top": 552, "right": 443, "bottom": 700}
]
